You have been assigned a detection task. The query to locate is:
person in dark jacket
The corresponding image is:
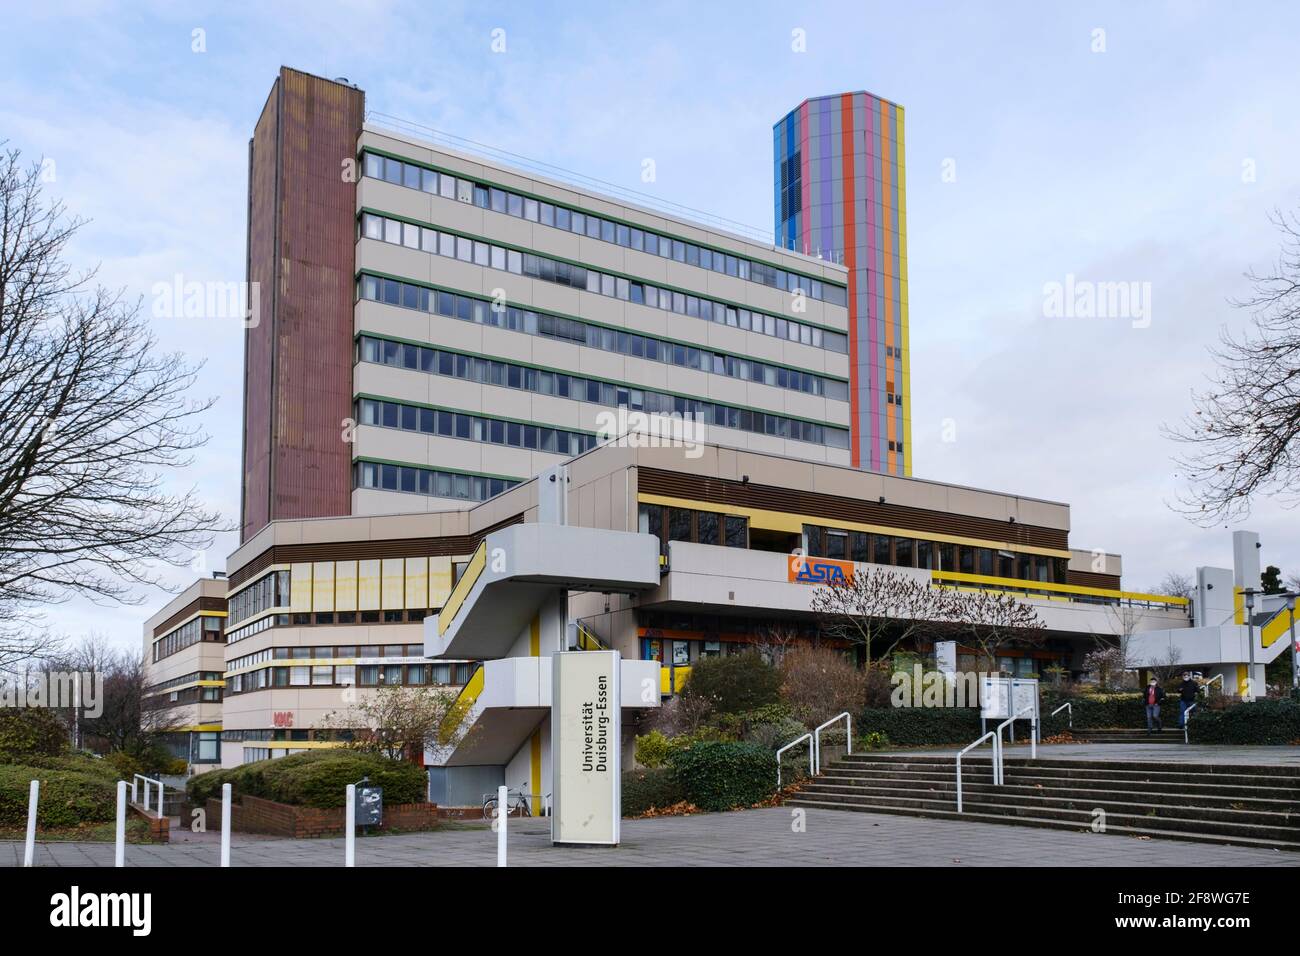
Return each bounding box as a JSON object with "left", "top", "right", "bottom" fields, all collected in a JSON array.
[
  {"left": 1142, "top": 677, "right": 1166, "bottom": 732},
  {"left": 1177, "top": 672, "right": 1200, "bottom": 728}
]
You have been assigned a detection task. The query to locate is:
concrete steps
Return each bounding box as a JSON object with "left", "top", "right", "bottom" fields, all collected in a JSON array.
[
  {"left": 786, "top": 753, "right": 1300, "bottom": 850},
  {"left": 1069, "top": 726, "right": 1185, "bottom": 744}
]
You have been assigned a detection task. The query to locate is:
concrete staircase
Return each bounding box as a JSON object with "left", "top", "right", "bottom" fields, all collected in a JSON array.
[
  {"left": 787, "top": 753, "right": 1300, "bottom": 850},
  {"left": 1068, "top": 727, "right": 1184, "bottom": 744}
]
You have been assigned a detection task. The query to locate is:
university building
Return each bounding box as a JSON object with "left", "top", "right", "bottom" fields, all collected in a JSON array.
[{"left": 142, "top": 69, "right": 1286, "bottom": 794}]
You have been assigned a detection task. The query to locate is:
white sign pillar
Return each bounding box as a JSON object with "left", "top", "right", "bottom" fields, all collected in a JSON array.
[
  {"left": 23, "top": 780, "right": 38, "bottom": 867},
  {"left": 551, "top": 649, "right": 621, "bottom": 846},
  {"left": 114, "top": 781, "right": 126, "bottom": 867},
  {"left": 220, "top": 783, "right": 232, "bottom": 867}
]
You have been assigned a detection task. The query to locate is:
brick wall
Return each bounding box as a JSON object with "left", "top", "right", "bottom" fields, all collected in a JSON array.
[
  {"left": 127, "top": 803, "right": 170, "bottom": 843},
  {"left": 206, "top": 795, "right": 443, "bottom": 839}
]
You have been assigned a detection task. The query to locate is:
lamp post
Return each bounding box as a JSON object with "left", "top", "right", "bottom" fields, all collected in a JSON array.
[
  {"left": 1287, "top": 592, "right": 1298, "bottom": 697},
  {"left": 1243, "top": 588, "right": 1257, "bottom": 701}
]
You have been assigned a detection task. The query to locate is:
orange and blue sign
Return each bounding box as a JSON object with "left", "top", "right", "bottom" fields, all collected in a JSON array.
[{"left": 788, "top": 554, "right": 855, "bottom": 584}]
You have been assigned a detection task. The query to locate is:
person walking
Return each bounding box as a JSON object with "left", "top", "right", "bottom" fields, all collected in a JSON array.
[
  {"left": 1142, "top": 677, "right": 1166, "bottom": 733},
  {"left": 1177, "top": 672, "right": 1200, "bottom": 728}
]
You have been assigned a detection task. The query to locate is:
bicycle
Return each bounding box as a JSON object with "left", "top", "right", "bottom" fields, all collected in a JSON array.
[{"left": 482, "top": 785, "right": 532, "bottom": 821}]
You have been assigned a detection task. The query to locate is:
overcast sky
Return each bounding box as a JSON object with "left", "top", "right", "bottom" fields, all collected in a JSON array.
[{"left": 3, "top": 0, "right": 1299, "bottom": 656}]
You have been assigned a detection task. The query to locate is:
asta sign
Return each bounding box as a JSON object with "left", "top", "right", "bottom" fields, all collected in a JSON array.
[
  {"left": 788, "top": 554, "right": 854, "bottom": 584},
  {"left": 551, "top": 650, "right": 621, "bottom": 846}
]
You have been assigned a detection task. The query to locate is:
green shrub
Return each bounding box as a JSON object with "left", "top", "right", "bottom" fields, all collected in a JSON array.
[
  {"left": 634, "top": 731, "right": 673, "bottom": 769},
  {"left": 0, "top": 708, "right": 69, "bottom": 761},
  {"left": 743, "top": 717, "right": 809, "bottom": 751},
  {"left": 667, "top": 741, "right": 776, "bottom": 811},
  {"left": 188, "top": 750, "right": 426, "bottom": 809},
  {"left": 680, "top": 653, "right": 781, "bottom": 716},
  {"left": 622, "top": 768, "right": 687, "bottom": 815},
  {"left": 707, "top": 702, "right": 795, "bottom": 739},
  {"left": 857, "top": 707, "right": 982, "bottom": 746},
  {"left": 1187, "top": 698, "right": 1300, "bottom": 745},
  {"left": 1040, "top": 690, "right": 1146, "bottom": 732},
  {"left": 0, "top": 763, "right": 118, "bottom": 829},
  {"left": 860, "top": 731, "right": 890, "bottom": 750}
]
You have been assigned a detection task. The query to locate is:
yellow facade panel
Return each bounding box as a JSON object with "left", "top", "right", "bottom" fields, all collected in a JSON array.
[
  {"left": 405, "top": 557, "right": 429, "bottom": 610},
  {"left": 334, "top": 560, "right": 358, "bottom": 612},
  {"left": 381, "top": 557, "right": 405, "bottom": 609},
  {"left": 429, "top": 555, "right": 453, "bottom": 609},
  {"left": 311, "top": 561, "right": 335, "bottom": 612},
  {"left": 357, "top": 559, "right": 381, "bottom": 611},
  {"left": 289, "top": 563, "right": 313, "bottom": 613}
]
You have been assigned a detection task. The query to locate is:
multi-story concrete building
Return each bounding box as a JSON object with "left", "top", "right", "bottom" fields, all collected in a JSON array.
[
  {"left": 775, "top": 92, "right": 911, "bottom": 476},
  {"left": 141, "top": 68, "right": 1290, "bottom": 789},
  {"left": 141, "top": 576, "right": 228, "bottom": 767},
  {"left": 241, "top": 67, "right": 853, "bottom": 541}
]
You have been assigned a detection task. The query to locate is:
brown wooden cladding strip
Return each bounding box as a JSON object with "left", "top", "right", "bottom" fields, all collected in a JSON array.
[
  {"left": 226, "top": 514, "right": 525, "bottom": 590},
  {"left": 636, "top": 468, "right": 1069, "bottom": 551},
  {"left": 1066, "top": 570, "right": 1122, "bottom": 590},
  {"left": 153, "top": 596, "right": 227, "bottom": 638}
]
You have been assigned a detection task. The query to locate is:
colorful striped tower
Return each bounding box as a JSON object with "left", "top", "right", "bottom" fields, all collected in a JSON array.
[{"left": 774, "top": 92, "right": 910, "bottom": 476}]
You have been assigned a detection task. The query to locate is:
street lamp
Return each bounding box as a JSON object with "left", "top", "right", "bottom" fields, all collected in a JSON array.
[
  {"left": 1243, "top": 588, "right": 1257, "bottom": 701},
  {"left": 1287, "top": 591, "right": 1298, "bottom": 697}
]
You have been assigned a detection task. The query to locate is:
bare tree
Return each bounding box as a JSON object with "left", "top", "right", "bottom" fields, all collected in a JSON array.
[
  {"left": 325, "top": 684, "right": 475, "bottom": 762},
  {"left": 810, "top": 566, "right": 957, "bottom": 664},
  {"left": 1150, "top": 645, "right": 1186, "bottom": 685},
  {"left": 941, "top": 589, "right": 1046, "bottom": 673},
  {"left": 54, "top": 635, "right": 179, "bottom": 754},
  {"left": 0, "top": 147, "right": 227, "bottom": 669},
  {"left": 1151, "top": 572, "right": 1194, "bottom": 601},
  {"left": 1168, "top": 209, "right": 1300, "bottom": 523}
]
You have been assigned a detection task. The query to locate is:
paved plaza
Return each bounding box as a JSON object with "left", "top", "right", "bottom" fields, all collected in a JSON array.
[{"left": 4, "top": 805, "right": 1296, "bottom": 867}]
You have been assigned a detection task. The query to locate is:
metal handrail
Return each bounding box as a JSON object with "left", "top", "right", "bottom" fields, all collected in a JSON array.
[
  {"left": 996, "top": 705, "right": 1038, "bottom": 762},
  {"left": 956, "top": 731, "right": 1001, "bottom": 812},
  {"left": 1183, "top": 703, "right": 1197, "bottom": 744},
  {"left": 776, "top": 732, "right": 814, "bottom": 788},
  {"left": 1199, "top": 674, "right": 1224, "bottom": 696},
  {"left": 132, "top": 774, "right": 164, "bottom": 815},
  {"left": 1050, "top": 701, "right": 1072, "bottom": 729},
  {"left": 813, "top": 712, "right": 852, "bottom": 774}
]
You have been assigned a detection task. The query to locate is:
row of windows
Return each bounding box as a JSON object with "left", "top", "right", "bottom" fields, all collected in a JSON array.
[
  {"left": 151, "top": 685, "right": 222, "bottom": 707},
  {"left": 228, "top": 571, "right": 290, "bottom": 629},
  {"left": 144, "top": 670, "right": 223, "bottom": 695},
  {"left": 226, "top": 661, "right": 475, "bottom": 696},
  {"left": 356, "top": 330, "right": 849, "bottom": 450},
  {"left": 152, "top": 614, "right": 223, "bottom": 663},
  {"left": 801, "top": 524, "right": 1068, "bottom": 583},
  {"left": 226, "top": 608, "right": 447, "bottom": 647},
  {"left": 363, "top": 151, "right": 848, "bottom": 306},
  {"left": 357, "top": 274, "right": 848, "bottom": 400},
  {"left": 360, "top": 212, "right": 849, "bottom": 354},
  {"left": 229, "top": 644, "right": 428, "bottom": 674},
  {"left": 357, "top": 398, "right": 599, "bottom": 458},
  {"left": 638, "top": 505, "right": 749, "bottom": 550},
  {"left": 355, "top": 461, "right": 520, "bottom": 501}
]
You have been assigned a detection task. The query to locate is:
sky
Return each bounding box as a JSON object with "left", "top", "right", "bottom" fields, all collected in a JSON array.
[{"left": 3, "top": 0, "right": 1299, "bottom": 656}]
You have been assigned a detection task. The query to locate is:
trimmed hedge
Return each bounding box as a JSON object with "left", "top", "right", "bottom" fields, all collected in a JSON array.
[
  {"left": 622, "top": 768, "right": 687, "bottom": 815},
  {"left": 0, "top": 708, "right": 69, "bottom": 762},
  {"left": 1040, "top": 691, "right": 1147, "bottom": 732},
  {"left": 188, "top": 750, "right": 426, "bottom": 809},
  {"left": 1186, "top": 698, "right": 1300, "bottom": 745},
  {"left": 667, "top": 741, "right": 775, "bottom": 811},
  {"left": 0, "top": 762, "right": 118, "bottom": 829},
  {"left": 680, "top": 653, "right": 781, "bottom": 715},
  {"left": 857, "top": 707, "right": 983, "bottom": 746}
]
